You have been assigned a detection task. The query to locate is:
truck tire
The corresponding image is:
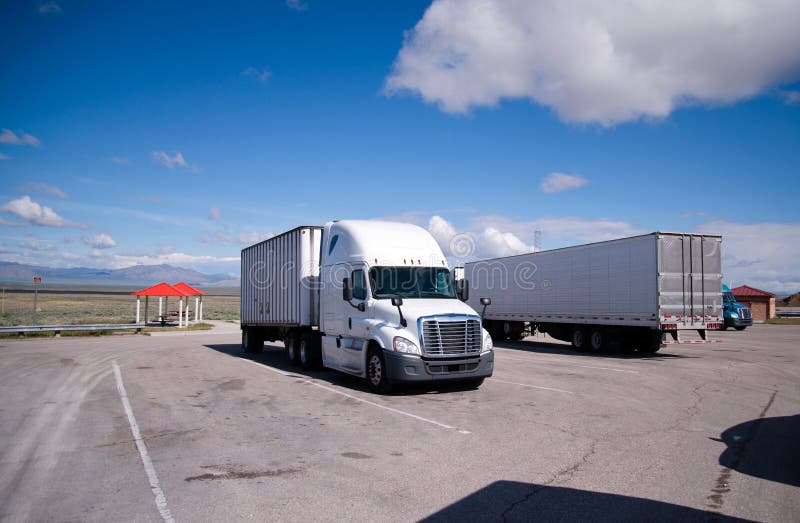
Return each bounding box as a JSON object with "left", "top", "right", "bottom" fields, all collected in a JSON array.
[
  {"left": 242, "top": 328, "right": 263, "bottom": 354},
  {"left": 285, "top": 332, "right": 300, "bottom": 366},
  {"left": 640, "top": 331, "right": 662, "bottom": 353},
  {"left": 503, "top": 322, "right": 525, "bottom": 341},
  {"left": 571, "top": 328, "right": 587, "bottom": 352},
  {"left": 298, "top": 332, "right": 317, "bottom": 370},
  {"left": 589, "top": 328, "right": 605, "bottom": 352},
  {"left": 463, "top": 378, "right": 485, "bottom": 389},
  {"left": 734, "top": 326, "right": 746, "bottom": 331},
  {"left": 367, "top": 347, "right": 392, "bottom": 394}
]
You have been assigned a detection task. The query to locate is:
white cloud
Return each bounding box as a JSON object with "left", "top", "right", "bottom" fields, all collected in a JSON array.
[
  {"left": 0, "top": 153, "right": 10, "bottom": 160},
  {"left": 286, "top": 0, "right": 308, "bottom": 12},
  {"left": 82, "top": 233, "right": 117, "bottom": 249},
  {"left": 107, "top": 252, "right": 240, "bottom": 270},
  {"left": 541, "top": 172, "right": 589, "bottom": 194},
  {"left": 19, "top": 239, "right": 56, "bottom": 251},
  {"left": 428, "top": 215, "right": 533, "bottom": 259},
  {"left": 38, "top": 2, "right": 62, "bottom": 14},
  {"left": 208, "top": 207, "right": 221, "bottom": 220},
  {"left": 385, "top": 0, "right": 800, "bottom": 125},
  {"left": 197, "top": 230, "right": 274, "bottom": 246},
  {"left": 781, "top": 90, "right": 800, "bottom": 105},
  {"left": 109, "top": 156, "right": 130, "bottom": 165},
  {"left": 20, "top": 182, "right": 68, "bottom": 199},
  {"left": 242, "top": 67, "right": 272, "bottom": 84},
  {"left": 0, "top": 196, "right": 86, "bottom": 228},
  {"left": 695, "top": 220, "right": 800, "bottom": 294},
  {"left": 0, "top": 128, "right": 41, "bottom": 147},
  {"left": 151, "top": 150, "right": 199, "bottom": 173}
]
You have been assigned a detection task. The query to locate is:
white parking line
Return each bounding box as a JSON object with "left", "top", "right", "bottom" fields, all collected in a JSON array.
[
  {"left": 496, "top": 353, "right": 640, "bottom": 374},
  {"left": 241, "top": 359, "right": 471, "bottom": 435},
  {"left": 112, "top": 361, "right": 175, "bottom": 523},
  {"left": 487, "top": 378, "right": 575, "bottom": 395}
]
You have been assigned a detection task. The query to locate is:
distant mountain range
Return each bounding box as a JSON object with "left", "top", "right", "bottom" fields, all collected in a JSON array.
[{"left": 0, "top": 262, "right": 239, "bottom": 287}]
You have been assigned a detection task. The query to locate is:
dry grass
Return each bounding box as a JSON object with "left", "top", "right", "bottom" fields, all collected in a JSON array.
[
  {"left": 767, "top": 317, "right": 800, "bottom": 325},
  {"left": 0, "top": 286, "right": 239, "bottom": 327}
]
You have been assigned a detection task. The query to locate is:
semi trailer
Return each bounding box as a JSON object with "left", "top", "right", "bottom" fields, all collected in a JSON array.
[
  {"left": 240, "top": 220, "right": 494, "bottom": 392},
  {"left": 462, "top": 232, "right": 723, "bottom": 353}
]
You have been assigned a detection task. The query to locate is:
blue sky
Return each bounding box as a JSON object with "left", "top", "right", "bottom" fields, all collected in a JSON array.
[{"left": 1, "top": 1, "right": 799, "bottom": 292}]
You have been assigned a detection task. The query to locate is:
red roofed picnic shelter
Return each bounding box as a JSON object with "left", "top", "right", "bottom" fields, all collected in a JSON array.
[
  {"left": 173, "top": 282, "right": 206, "bottom": 322},
  {"left": 132, "top": 282, "right": 195, "bottom": 327}
]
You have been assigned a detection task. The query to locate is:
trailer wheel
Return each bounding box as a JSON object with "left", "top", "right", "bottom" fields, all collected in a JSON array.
[
  {"left": 503, "top": 322, "right": 525, "bottom": 341},
  {"left": 285, "top": 332, "right": 300, "bottom": 366},
  {"left": 242, "top": 328, "right": 263, "bottom": 354},
  {"left": 589, "top": 329, "right": 605, "bottom": 352},
  {"left": 571, "top": 328, "right": 587, "bottom": 352},
  {"left": 639, "top": 331, "right": 662, "bottom": 353},
  {"left": 367, "top": 347, "right": 392, "bottom": 394}
]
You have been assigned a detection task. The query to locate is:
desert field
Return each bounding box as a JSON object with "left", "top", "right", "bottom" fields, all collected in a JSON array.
[{"left": 0, "top": 285, "right": 240, "bottom": 327}]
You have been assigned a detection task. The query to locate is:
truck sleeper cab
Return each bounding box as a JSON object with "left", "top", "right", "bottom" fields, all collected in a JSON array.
[
  {"left": 240, "top": 220, "right": 494, "bottom": 392},
  {"left": 722, "top": 284, "right": 753, "bottom": 330}
]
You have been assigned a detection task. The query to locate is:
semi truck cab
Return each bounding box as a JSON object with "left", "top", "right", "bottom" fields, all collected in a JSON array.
[
  {"left": 723, "top": 284, "right": 753, "bottom": 330},
  {"left": 319, "top": 220, "right": 493, "bottom": 391}
]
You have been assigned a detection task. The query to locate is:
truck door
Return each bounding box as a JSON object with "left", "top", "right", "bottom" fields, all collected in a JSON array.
[{"left": 335, "top": 265, "right": 369, "bottom": 373}]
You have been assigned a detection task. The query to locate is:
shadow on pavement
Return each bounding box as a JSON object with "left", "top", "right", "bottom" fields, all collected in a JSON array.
[
  {"left": 203, "top": 343, "right": 484, "bottom": 396},
  {"left": 420, "top": 481, "right": 754, "bottom": 522},
  {"left": 716, "top": 414, "right": 800, "bottom": 487},
  {"left": 497, "top": 337, "right": 696, "bottom": 361}
]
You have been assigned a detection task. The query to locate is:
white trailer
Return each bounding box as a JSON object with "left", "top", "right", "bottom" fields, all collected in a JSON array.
[
  {"left": 241, "top": 221, "right": 494, "bottom": 391},
  {"left": 463, "top": 232, "right": 723, "bottom": 353}
]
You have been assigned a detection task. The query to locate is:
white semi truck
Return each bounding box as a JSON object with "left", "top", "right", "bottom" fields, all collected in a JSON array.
[
  {"left": 463, "top": 232, "right": 723, "bottom": 353},
  {"left": 240, "top": 220, "right": 494, "bottom": 392}
]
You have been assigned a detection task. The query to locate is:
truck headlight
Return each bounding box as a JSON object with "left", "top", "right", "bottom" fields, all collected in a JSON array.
[
  {"left": 393, "top": 336, "right": 420, "bottom": 355},
  {"left": 481, "top": 330, "right": 493, "bottom": 353},
  {"left": 730, "top": 312, "right": 739, "bottom": 319}
]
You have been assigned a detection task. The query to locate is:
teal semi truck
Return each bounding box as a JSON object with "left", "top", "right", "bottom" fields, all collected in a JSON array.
[{"left": 722, "top": 285, "right": 753, "bottom": 330}]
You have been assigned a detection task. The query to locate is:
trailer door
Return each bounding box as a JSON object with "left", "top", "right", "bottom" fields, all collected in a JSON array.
[{"left": 658, "top": 234, "right": 722, "bottom": 325}]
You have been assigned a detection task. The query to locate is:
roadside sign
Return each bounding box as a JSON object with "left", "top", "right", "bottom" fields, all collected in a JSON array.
[{"left": 33, "top": 276, "right": 42, "bottom": 284}]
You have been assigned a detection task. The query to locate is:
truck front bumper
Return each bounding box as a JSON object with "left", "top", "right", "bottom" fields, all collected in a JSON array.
[
  {"left": 383, "top": 351, "right": 494, "bottom": 383},
  {"left": 725, "top": 317, "right": 753, "bottom": 328}
]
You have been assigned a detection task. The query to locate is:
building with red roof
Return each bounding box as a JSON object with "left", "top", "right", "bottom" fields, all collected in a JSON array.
[{"left": 731, "top": 285, "right": 775, "bottom": 322}]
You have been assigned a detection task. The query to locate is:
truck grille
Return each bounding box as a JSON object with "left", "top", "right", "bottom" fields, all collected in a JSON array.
[
  {"left": 738, "top": 308, "right": 751, "bottom": 320},
  {"left": 420, "top": 318, "right": 481, "bottom": 356}
]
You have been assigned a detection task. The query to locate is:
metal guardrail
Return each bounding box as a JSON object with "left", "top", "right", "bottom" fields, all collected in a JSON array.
[
  {"left": 776, "top": 311, "right": 800, "bottom": 318},
  {"left": 0, "top": 323, "right": 145, "bottom": 335}
]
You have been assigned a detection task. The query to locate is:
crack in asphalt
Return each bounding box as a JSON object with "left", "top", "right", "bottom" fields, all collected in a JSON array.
[
  {"left": 501, "top": 441, "right": 598, "bottom": 521},
  {"left": 706, "top": 390, "right": 777, "bottom": 514}
]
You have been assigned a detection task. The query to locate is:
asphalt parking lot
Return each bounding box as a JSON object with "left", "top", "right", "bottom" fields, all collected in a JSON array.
[{"left": 1, "top": 325, "right": 798, "bottom": 522}]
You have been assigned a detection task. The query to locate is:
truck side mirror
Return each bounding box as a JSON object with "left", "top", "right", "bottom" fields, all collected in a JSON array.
[
  {"left": 456, "top": 279, "right": 469, "bottom": 301},
  {"left": 479, "top": 297, "right": 491, "bottom": 320},
  {"left": 391, "top": 297, "right": 407, "bottom": 327},
  {"left": 342, "top": 278, "right": 353, "bottom": 301}
]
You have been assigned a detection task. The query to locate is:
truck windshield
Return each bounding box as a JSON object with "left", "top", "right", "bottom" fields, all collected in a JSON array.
[
  {"left": 724, "top": 292, "right": 736, "bottom": 304},
  {"left": 368, "top": 267, "right": 455, "bottom": 299}
]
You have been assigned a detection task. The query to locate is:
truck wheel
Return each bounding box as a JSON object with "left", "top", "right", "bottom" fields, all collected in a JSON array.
[
  {"left": 589, "top": 329, "right": 605, "bottom": 352},
  {"left": 571, "top": 328, "right": 587, "bottom": 352},
  {"left": 298, "top": 332, "right": 315, "bottom": 370},
  {"left": 734, "top": 326, "right": 746, "bottom": 331},
  {"left": 504, "top": 322, "right": 525, "bottom": 341},
  {"left": 640, "top": 331, "right": 662, "bottom": 353},
  {"left": 285, "top": 333, "right": 300, "bottom": 366},
  {"left": 463, "top": 378, "right": 485, "bottom": 389},
  {"left": 367, "top": 347, "right": 392, "bottom": 394},
  {"left": 242, "top": 328, "right": 262, "bottom": 354}
]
